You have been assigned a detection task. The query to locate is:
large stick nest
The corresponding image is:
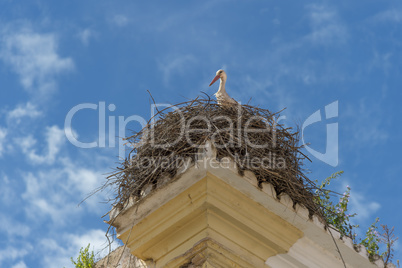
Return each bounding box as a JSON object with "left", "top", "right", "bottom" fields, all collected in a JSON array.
[{"left": 108, "top": 98, "right": 321, "bottom": 217}]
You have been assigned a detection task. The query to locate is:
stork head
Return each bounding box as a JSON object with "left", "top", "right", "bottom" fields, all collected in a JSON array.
[{"left": 209, "top": 69, "right": 227, "bottom": 86}]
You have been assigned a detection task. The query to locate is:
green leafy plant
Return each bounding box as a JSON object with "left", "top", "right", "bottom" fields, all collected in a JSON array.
[
  {"left": 315, "top": 171, "right": 358, "bottom": 240},
  {"left": 71, "top": 244, "right": 95, "bottom": 268},
  {"left": 360, "top": 218, "right": 380, "bottom": 261},
  {"left": 316, "top": 172, "right": 399, "bottom": 266}
]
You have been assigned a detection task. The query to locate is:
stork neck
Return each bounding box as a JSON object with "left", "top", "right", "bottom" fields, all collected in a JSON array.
[{"left": 218, "top": 79, "right": 226, "bottom": 93}]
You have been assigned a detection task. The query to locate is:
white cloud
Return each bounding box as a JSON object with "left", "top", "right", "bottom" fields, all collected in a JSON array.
[
  {"left": 64, "top": 160, "right": 101, "bottom": 194},
  {"left": 393, "top": 240, "right": 401, "bottom": 264},
  {"left": 68, "top": 229, "right": 119, "bottom": 258},
  {"left": 306, "top": 4, "right": 347, "bottom": 45},
  {"left": 64, "top": 158, "right": 110, "bottom": 213},
  {"left": 338, "top": 181, "right": 381, "bottom": 223},
  {"left": 22, "top": 171, "right": 77, "bottom": 224},
  {"left": 373, "top": 9, "right": 402, "bottom": 23},
  {"left": 78, "top": 28, "right": 96, "bottom": 46},
  {"left": 0, "top": 127, "right": 6, "bottom": 156},
  {"left": 15, "top": 134, "right": 36, "bottom": 151},
  {"left": 0, "top": 24, "right": 74, "bottom": 97},
  {"left": 41, "top": 125, "right": 65, "bottom": 162},
  {"left": 157, "top": 54, "right": 196, "bottom": 85},
  {"left": 21, "top": 154, "right": 110, "bottom": 224},
  {"left": 39, "top": 229, "right": 119, "bottom": 268},
  {"left": 39, "top": 238, "right": 72, "bottom": 268},
  {"left": 69, "top": 229, "right": 107, "bottom": 249},
  {"left": 16, "top": 125, "right": 65, "bottom": 164},
  {"left": 11, "top": 261, "right": 27, "bottom": 268},
  {"left": 0, "top": 212, "right": 30, "bottom": 238},
  {"left": 12, "top": 143, "right": 114, "bottom": 265},
  {"left": 111, "top": 14, "right": 129, "bottom": 27},
  {"left": 367, "top": 51, "right": 392, "bottom": 77},
  {"left": 0, "top": 246, "right": 30, "bottom": 265},
  {"left": 0, "top": 174, "right": 14, "bottom": 205},
  {"left": 349, "top": 191, "right": 381, "bottom": 221},
  {"left": 236, "top": 74, "right": 296, "bottom": 111},
  {"left": 0, "top": 102, "right": 42, "bottom": 157},
  {"left": 7, "top": 102, "right": 42, "bottom": 123},
  {"left": 344, "top": 100, "right": 388, "bottom": 146}
]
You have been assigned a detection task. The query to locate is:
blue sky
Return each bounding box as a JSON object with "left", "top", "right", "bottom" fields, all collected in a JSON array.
[{"left": 1, "top": 0, "right": 401, "bottom": 267}]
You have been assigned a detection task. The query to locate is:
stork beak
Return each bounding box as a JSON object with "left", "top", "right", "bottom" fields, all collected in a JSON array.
[{"left": 209, "top": 75, "right": 220, "bottom": 86}]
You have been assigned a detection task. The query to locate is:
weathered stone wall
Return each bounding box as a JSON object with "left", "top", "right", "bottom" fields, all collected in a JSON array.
[{"left": 95, "top": 246, "right": 146, "bottom": 268}]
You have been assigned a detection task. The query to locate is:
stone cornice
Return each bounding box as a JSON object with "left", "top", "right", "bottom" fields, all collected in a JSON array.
[{"left": 109, "top": 145, "right": 382, "bottom": 267}]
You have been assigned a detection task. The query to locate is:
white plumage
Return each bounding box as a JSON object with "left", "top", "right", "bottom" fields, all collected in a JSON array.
[{"left": 209, "top": 69, "right": 237, "bottom": 106}]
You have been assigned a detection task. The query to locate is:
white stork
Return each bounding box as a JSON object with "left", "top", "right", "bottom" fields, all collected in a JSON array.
[{"left": 209, "top": 69, "right": 237, "bottom": 106}]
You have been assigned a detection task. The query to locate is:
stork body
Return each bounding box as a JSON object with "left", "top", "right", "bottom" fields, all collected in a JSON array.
[{"left": 209, "top": 69, "right": 237, "bottom": 106}]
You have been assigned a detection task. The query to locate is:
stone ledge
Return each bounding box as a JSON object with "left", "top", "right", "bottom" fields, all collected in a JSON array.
[{"left": 109, "top": 157, "right": 382, "bottom": 268}]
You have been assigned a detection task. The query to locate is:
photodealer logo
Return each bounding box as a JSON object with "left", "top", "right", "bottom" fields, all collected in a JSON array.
[
  {"left": 302, "top": 101, "right": 339, "bottom": 167},
  {"left": 64, "top": 100, "right": 339, "bottom": 167}
]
